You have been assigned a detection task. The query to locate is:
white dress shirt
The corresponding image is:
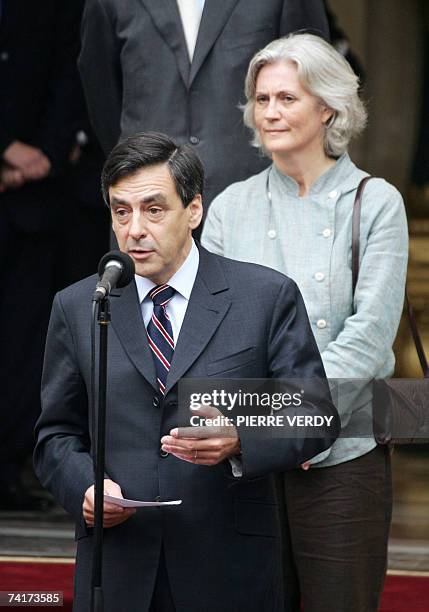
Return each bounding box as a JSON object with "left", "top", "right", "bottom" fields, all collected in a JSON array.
[
  {"left": 176, "top": 0, "right": 205, "bottom": 62},
  {"left": 135, "top": 239, "right": 199, "bottom": 342}
]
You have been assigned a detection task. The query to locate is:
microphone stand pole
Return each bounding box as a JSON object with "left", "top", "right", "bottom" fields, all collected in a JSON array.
[{"left": 91, "top": 296, "right": 110, "bottom": 612}]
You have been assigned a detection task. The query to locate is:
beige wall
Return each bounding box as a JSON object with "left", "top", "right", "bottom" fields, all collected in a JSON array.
[{"left": 329, "top": 0, "right": 424, "bottom": 193}]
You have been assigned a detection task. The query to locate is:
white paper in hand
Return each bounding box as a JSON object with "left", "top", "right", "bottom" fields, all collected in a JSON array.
[{"left": 104, "top": 494, "right": 182, "bottom": 508}]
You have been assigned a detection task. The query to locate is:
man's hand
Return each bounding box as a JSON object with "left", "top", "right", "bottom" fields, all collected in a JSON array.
[
  {"left": 3, "top": 141, "right": 51, "bottom": 181},
  {"left": 161, "top": 404, "right": 240, "bottom": 466},
  {"left": 83, "top": 479, "right": 136, "bottom": 528},
  {"left": 0, "top": 166, "right": 25, "bottom": 191}
]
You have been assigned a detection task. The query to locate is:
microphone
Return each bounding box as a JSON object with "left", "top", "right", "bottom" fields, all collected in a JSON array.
[{"left": 92, "top": 250, "right": 135, "bottom": 302}]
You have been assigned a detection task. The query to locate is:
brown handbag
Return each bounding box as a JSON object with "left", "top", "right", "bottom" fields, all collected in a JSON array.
[{"left": 352, "top": 177, "right": 429, "bottom": 444}]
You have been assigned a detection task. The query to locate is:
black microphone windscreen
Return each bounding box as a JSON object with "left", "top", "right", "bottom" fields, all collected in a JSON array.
[{"left": 97, "top": 250, "right": 135, "bottom": 288}]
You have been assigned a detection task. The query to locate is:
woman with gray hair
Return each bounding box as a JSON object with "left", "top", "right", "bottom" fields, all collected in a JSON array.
[{"left": 202, "top": 33, "right": 408, "bottom": 612}]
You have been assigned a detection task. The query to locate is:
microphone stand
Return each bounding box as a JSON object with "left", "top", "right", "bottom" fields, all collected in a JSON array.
[{"left": 91, "top": 296, "right": 111, "bottom": 612}]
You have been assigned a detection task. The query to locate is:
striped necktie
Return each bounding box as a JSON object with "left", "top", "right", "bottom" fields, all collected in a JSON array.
[{"left": 146, "top": 285, "right": 175, "bottom": 395}]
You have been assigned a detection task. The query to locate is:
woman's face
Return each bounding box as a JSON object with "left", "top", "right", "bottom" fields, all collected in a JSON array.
[{"left": 253, "top": 61, "right": 332, "bottom": 159}]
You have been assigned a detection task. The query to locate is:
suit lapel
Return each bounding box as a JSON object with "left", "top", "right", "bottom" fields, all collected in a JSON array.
[
  {"left": 189, "top": 0, "right": 239, "bottom": 87},
  {"left": 109, "top": 281, "right": 157, "bottom": 391},
  {"left": 108, "top": 248, "right": 231, "bottom": 393},
  {"left": 165, "top": 248, "right": 231, "bottom": 393},
  {"left": 139, "top": 0, "right": 190, "bottom": 87}
]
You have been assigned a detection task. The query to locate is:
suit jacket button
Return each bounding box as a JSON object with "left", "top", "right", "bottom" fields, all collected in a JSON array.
[
  {"left": 160, "top": 448, "right": 169, "bottom": 458},
  {"left": 152, "top": 396, "right": 160, "bottom": 408},
  {"left": 189, "top": 135, "right": 200, "bottom": 145}
]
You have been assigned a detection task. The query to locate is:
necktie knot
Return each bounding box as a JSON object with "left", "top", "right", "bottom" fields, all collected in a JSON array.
[{"left": 149, "top": 284, "right": 175, "bottom": 306}]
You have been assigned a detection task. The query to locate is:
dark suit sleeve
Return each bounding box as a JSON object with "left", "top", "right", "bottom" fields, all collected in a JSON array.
[
  {"left": 0, "top": 127, "right": 15, "bottom": 159},
  {"left": 33, "top": 293, "right": 94, "bottom": 525},
  {"left": 237, "top": 279, "right": 339, "bottom": 478},
  {"left": 33, "top": 1, "right": 86, "bottom": 170},
  {"left": 78, "top": 0, "right": 122, "bottom": 155},
  {"left": 280, "top": 0, "right": 330, "bottom": 40}
]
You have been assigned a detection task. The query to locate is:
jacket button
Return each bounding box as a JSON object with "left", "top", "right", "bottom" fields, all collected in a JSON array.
[
  {"left": 189, "top": 135, "right": 200, "bottom": 145},
  {"left": 152, "top": 396, "right": 160, "bottom": 408}
]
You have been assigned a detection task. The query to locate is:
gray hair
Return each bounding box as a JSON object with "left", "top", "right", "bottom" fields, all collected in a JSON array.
[{"left": 243, "top": 33, "right": 367, "bottom": 157}]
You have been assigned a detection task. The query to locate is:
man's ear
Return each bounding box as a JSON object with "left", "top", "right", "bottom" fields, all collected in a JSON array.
[{"left": 188, "top": 194, "right": 203, "bottom": 230}]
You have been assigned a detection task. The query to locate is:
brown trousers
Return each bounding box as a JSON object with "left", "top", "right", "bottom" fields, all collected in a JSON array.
[{"left": 277, "top": 445, "right": 392, "bottom": 612}]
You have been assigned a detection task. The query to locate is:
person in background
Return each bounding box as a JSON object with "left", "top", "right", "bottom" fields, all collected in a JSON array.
[
  {"left": 202, "top": 33, "right": 408, "bottom": 612},
  {"left": 78, "top": 0, "right": 330, "bottom": 233},
  {"left": 57, "top": 124, "right": 110, "bottom": 290},
  {"left": 0, "top": 0, "right": 85, "bottom": 510}
]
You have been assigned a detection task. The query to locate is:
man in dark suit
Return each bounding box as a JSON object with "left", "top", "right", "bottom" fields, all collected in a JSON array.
[
  {"left": 78, "top": 0, "right": 329, "bottom": 224},
  {"left": 0, "top": 0, "right": 85, "bottom": 509},
  {"left": 34, "top": 132, "right": 338, "bottom": 611}
]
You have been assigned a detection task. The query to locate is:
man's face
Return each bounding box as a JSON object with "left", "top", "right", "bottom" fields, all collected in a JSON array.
[{"left": 110, "top": 163, "right": 202, "bottom": 283}]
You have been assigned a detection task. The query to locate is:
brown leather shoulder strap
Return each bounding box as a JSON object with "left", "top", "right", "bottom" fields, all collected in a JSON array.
[
  {"left": 352, "top": 176, "right": 429, "bottom": 377},
  {"left": 352, "top": 176, "right": 372, "bottom": 294},
  {"left": 405, "top": 289, "right": 429, "bottom": 377}
]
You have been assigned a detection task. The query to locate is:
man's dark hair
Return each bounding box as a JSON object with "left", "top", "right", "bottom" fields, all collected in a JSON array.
[{"left": 101, "top": 132, "right": 204, "bottom": 207}]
